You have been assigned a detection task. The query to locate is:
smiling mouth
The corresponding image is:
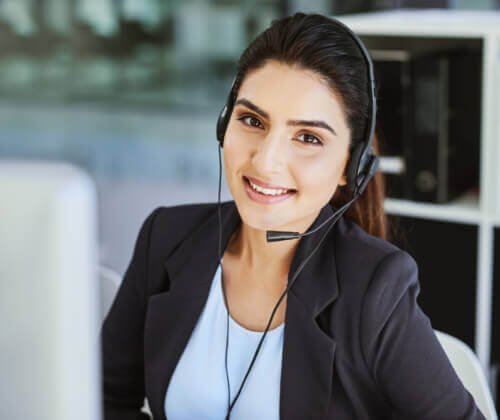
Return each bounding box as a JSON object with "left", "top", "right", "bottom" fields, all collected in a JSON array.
[{"left": 243, "top": 176, "right": 297, "bottom": 196}]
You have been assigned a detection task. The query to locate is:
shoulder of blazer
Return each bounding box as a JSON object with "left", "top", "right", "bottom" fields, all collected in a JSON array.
[
  {"left": 144, "top": 201, "right": 222, "bottom": 295},
  {"left": 335, "top": 216, "right": 402, "bottom": 269},
  {"left": 333, "top": 216, "right": 419, "bottom": 312}
]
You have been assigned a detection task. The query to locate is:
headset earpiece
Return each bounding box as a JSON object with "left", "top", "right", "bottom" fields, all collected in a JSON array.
[
  {"left": 346, "top": 143, "right": 362, "bottom": 190},
  {"left": 347, "top": 144, "right": 379, "bottom": 196},
  {"left": 216, "top": 76, "right": 239, "bottom": 147},
  {"left": 216, "top": 104, "right": 228, "bottom": 146}
]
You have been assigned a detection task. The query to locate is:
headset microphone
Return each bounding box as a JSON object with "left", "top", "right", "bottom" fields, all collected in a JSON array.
[
  {"left": 266, "top": 152, "right": 379, "bottom": 242},
  {"left": 265, "top": 196, "right": 357, "bottom": 242}
]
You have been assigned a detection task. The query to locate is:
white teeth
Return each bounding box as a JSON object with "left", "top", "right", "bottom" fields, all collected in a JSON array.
[{"left": 247, "top": 178, "right": 290, "bottom": 196}]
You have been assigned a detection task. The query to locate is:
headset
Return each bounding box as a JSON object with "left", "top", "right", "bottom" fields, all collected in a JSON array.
[{"left": 215, "top": 16, "right": 380, "bottom": 419}]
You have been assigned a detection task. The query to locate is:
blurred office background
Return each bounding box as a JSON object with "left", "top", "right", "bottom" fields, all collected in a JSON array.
[{"left": 0, "top": 0, "right": 498, "bottom": 273}]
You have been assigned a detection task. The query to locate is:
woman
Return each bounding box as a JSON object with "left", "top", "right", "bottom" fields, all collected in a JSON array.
[{"left": 101, "top": 12, "right": 485, "bottom": 420}]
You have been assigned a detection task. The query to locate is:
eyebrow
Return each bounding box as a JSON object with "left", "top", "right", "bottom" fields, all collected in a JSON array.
[{"left": 234, "top": 98, "right": 337, "bottom": 136}]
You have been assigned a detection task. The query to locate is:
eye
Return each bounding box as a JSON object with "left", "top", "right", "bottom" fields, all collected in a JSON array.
[
  {"left": 296, "top": 133, "right": 323, "bottom": 146},
  {"left": 237, "top": 114, "right": 264, "bottom": 129}
]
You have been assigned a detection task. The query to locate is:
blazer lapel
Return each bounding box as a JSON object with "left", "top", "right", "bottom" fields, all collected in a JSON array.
[
  {"left": 144, "top": 201, "right": 339, "bottom": 420},
  {"left": 144, "top": 201, "right": 240, "bottom": 420},
  {"left": 279, "top": 203, "right": 339, "bottom": 420}
]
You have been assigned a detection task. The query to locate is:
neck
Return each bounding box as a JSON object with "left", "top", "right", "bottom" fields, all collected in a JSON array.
[{"left": 226, "top": 208, "right": 321, "bottom": 283}]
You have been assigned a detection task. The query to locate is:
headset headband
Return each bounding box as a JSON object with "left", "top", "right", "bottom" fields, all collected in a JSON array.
[{"left": 216, "top": 16, "right": 379, "bottom": 197}]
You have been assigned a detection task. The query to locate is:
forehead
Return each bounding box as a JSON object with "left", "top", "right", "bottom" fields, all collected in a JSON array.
[{"left": 236, "top": 60, "right": 348, "bottom": 130}]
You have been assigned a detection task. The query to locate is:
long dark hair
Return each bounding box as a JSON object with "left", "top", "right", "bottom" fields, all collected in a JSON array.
[{"left": 231, "top": 12, "right": 388, "bottom": 239}]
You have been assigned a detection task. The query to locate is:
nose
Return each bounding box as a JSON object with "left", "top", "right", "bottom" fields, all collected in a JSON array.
[{"left": 250, "top": 130, "right": 286, "bottom": 174}]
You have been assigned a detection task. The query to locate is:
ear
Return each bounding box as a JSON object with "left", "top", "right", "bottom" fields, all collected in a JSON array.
[
  {"left": 338, "top": 148, "right": 350, "bottom": 187},
  {"left": 338, "top": 173, "right": 348, "bottom": 187}
]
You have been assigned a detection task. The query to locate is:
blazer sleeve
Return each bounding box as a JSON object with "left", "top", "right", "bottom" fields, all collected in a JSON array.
[
  {"left": 360, "top": 250, "right": 486, "bottom": 420},
  {"left": 100, "top": 208, "right": 161, "bottom": 420}
]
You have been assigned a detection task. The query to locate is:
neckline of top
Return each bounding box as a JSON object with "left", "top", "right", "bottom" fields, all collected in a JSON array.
[{"left": 216, "top": 260, "right": 285, "bottom": 337}]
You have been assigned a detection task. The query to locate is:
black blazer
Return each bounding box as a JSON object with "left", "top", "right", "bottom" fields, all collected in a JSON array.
[{"left": 100, "top": 200, "right": 485, "bottom": 420}]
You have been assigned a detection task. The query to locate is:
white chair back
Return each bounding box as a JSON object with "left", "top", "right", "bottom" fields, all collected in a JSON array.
[
  {"left": 99, "top": 266, "right": 121, "bottom": 321},
  {"left": 435, "top": 330, "right": 498, "bottom": 420}
]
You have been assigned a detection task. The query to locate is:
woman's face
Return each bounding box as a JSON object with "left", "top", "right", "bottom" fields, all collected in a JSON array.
[{"left": 223, "top": 60, "right": 351, "bottom": 233}]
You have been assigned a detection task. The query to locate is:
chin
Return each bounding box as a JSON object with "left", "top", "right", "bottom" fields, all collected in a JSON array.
[
  {"left": 238, "top": 206, "right": 295, "bottom": 233},
  {"left": 241, "top": 212, "right": 279, "bottom": 231}
]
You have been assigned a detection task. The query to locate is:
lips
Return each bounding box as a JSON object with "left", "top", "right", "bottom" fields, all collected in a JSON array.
[
  {"left": 243, "top": 176, "right": 296, "bottom": 204},
  {"left": 244, "top": 176, "right": 296, "bottom": 192}
]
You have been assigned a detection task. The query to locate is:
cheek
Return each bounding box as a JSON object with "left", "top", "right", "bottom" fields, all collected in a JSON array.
[
  {"left": 222, "top": 147, "right": 234, "bottom": 181},
  {"left": 297, "top": 155, "right": 345, "bottom": 195},
  {"left": 223, "top": 137, "right": 245, "bottom": 182},
  {"left": 223, "top": 125, "right": 253, "bottom": 169}
]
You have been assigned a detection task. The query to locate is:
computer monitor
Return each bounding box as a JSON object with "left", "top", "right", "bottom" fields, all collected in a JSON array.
[{"left": 0, "top": 160, "right": 102, "bottom": 420}]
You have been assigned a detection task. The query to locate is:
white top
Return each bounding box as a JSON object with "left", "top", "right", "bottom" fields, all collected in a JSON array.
[{"left": 164, "top": 260, "right": 285, "bottom": 419}]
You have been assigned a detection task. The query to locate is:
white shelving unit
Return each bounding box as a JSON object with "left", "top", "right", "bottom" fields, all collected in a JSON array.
[
  {"left": 385, "top": 191, "right": 481, "bottom": 225},
  {"left": 338, "top": 9, "right": 500, "bottom": 377}
]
